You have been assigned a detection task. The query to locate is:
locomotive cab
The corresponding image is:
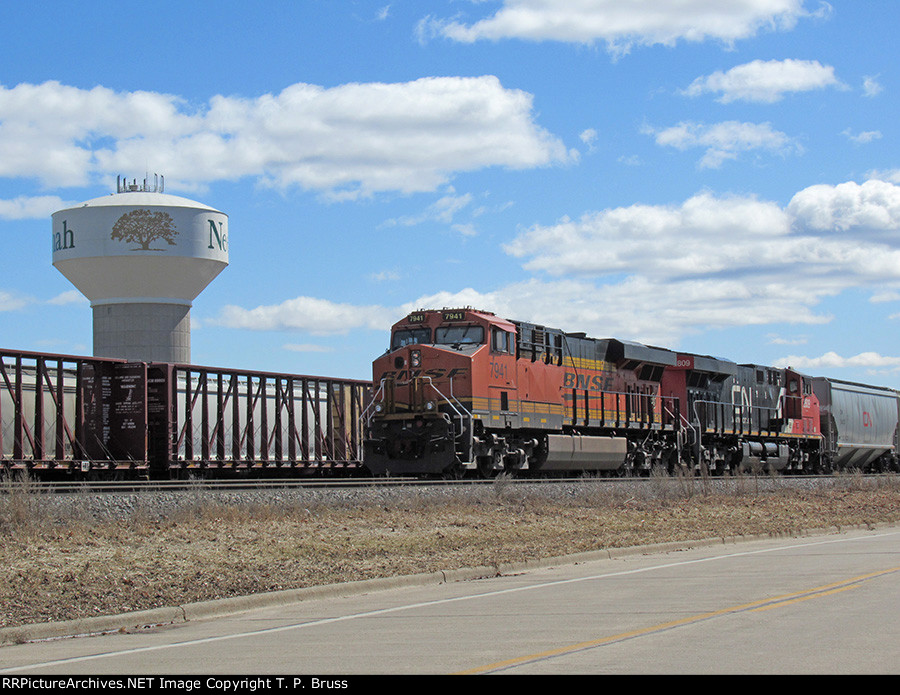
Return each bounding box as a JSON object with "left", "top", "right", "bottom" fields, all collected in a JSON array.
[{"left": 364, "top": 308, "right": 514, "bottom": 476}]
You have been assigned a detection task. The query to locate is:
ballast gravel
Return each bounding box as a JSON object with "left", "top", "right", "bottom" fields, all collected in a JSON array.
[{"left": 2, "top": 475, "right": 899, "bottom": 631}]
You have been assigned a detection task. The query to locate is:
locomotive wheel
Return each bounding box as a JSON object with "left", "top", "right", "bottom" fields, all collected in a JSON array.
[
  {"left": 476, "top": 454, "right": 501, "bottom": 478},
  {"left": 441, "top": 461, "right": 466, "bottom": 480}
]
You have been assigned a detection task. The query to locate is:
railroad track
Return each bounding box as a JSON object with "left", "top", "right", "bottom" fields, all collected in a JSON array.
[
  {"left": 0, "top": 472, "right": 869, "bottom": 495},
  {"left": 0, "top": 476, "right": 421, "bottom": 494}
]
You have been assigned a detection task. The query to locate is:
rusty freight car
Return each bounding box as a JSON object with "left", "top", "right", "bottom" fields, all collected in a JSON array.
[{"left": 0, "top": 348, "right": 370, "bottom": 478}]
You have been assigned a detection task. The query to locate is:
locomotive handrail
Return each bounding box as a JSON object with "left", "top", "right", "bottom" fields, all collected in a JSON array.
[
  {"left": 691, "top": 399, "right": 781, "bottom": 439},
  {"left": 416, "top": 376, "right": 472, "bottom": 442},
  {"left": 662, "top": 399, "right": 692, "bottom": 460},
  {"left": 444, "top": 376, "right": 473, "bottom": 443},
  {"left": 361, "top": 378, "right": 389, "bottom": 428},
  {"left": 363, "top": 376, "right": 474, "bottom": 463},
  {"left": 566, "top": 386, "right": 670, "bottom": 429}
]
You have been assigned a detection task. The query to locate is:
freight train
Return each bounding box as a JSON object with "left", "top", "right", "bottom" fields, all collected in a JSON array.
[
  {"left": 363, "top": 308, "right": 900, "bottom": 477},
  {"left": 0, "top": 348, "right": 368, "bottom": 478},
  {"left": 6, "top": 309, "right": 899, "bottom": 480}
]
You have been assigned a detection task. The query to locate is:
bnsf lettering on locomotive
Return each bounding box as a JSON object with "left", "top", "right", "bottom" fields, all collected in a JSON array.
[
  {"left": 564, "top": 372, "right": 613, "bottom": 391},
  {"left": 379, "top": 367, "right": 468, "bottom": 381}
]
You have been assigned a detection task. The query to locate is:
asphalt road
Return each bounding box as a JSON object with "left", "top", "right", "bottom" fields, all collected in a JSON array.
[{"left": 2, "top": 525, "right": 899, "bottom": 675}]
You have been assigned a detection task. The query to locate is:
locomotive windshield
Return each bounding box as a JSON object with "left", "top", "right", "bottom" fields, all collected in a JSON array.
[
  {"left": 434, "top": 324, "right": 484, "bottom": 346},
  {"left": 391, "top": 327, "right": 431, "bottom": 351}
]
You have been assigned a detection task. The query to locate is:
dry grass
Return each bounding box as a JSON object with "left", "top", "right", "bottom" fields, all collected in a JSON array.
[{"left": 2, "top": 473, "right": 900, "bottom": 629}]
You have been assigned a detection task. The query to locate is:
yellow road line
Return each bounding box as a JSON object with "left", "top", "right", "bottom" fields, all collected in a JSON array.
[{"left": 457, "top": 565, "right": 900, "bottom": 674}]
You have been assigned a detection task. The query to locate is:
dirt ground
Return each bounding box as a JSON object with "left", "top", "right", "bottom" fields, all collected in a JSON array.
[{"left": 2, "top": 476, "right": 899, "bottom": 630}]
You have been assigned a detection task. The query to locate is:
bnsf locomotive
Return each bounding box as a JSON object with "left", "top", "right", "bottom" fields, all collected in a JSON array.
[{"left": 363, "top": 308, "right": 900, "bottom": 477}]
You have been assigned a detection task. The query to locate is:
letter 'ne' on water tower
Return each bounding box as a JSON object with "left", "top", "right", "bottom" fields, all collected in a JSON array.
[{"left": 51, "top": 175, "right": 229, "bottom": 363}]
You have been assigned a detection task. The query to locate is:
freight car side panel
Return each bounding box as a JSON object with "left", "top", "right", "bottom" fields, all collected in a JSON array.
[
  {"left": 812, "top": 378, "right": 899, "bottom": 468},
  {"left": 0, "top": 350, "right": 149, "bottom": 472},
  {"left": 159, "top": 364, "right": 369, "bottom": 472}
]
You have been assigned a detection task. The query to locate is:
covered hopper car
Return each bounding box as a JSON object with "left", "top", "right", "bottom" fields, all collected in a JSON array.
[{"left": 363, "top": 308, "right": 900, "bottom": 477}]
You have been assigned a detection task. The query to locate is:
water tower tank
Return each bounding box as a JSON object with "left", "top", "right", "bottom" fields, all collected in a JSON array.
[{"left": 51, "top": 176, "right": 229, "bottom": 363}]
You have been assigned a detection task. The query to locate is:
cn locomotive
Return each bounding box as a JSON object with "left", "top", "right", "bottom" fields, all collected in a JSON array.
[{"left": 363, "top": 308, "right": 900, "bottom": 477}]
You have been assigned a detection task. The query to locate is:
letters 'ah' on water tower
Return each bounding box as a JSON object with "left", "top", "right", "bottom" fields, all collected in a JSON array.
[{"left": 51, "top": 175, "right": 229, "bottom": 363}]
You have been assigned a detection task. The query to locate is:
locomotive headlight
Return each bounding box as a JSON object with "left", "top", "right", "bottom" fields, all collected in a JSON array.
[
  {"left": 374, "top": 402, "right": 384, "bottom": 413},
  {"left": 425, "top": 400, "right": 435, "bottom": 411},
  {"left": 411, "top": 350, "right": 421, "bottom": 367}
]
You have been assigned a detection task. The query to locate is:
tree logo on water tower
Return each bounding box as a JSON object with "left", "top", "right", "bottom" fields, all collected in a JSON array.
[{"left": 111, "top": 209, "right": 178, "bottom": 251}]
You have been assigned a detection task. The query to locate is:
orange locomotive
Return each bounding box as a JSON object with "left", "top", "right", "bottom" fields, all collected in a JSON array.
[{"left": 363, "top": 308, "right": 831, "bottom": 477}]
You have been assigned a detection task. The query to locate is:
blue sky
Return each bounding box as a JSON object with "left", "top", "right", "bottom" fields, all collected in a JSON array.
[{"left": 3, "top": 0, "right": 900, "bottom": 386}]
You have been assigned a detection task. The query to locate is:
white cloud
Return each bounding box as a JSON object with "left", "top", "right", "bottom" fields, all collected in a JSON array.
[
  {"left": 283, "top": 343, "right": 335, "bottom": 353},
  {"left": 381, "top": 190, "right": 474, "bottom": 227},
  {"left": 369, "top": 270, "right": 401, "bottom": 282},
  {"left": 0, "top": 195, "right": 76, "bottom": 220},
  {"left": 842, "top": 129, "right": 882, "bottom": 144},
  {"left": 869, "top": 169, "right": 900, "bottom": 185},
  {"left": 213, "top": 296, "right": 400, "bottom": 334},
  {"left": 787, "top": 179, "right": 900, "bottom": 236},
  {"left": 47, "top": 290, "right": 88, "bottom": 306},
  {"left": 505, "top": 192, "right": 792, "bottom": 277},
  {"left": 0, "top": 78, "right": 572, "bottom": 197},
  {"left": 510, "top": 184, "right": 900, "bottom": 280},
  {"left": 773, "top": 352, "right": 900, "bottom": 370},
  {"left": 863, "top": 75, "right": 883, "bottom": 97},
  {"left": 403, "top": 277, "right": 832, "bottom": 348},
  {"left": 0, "top": 290, "right": 29, "bottom": 312},
  {"left": 870, "top": 291, "right": 900, "bottom": 303},
  {"left": 452, "top": 223, "right": 478, "bottom": 237},
  {"left": 767, "top": 334, "right": 808, "bottom": 346},
  {"left": 494, "top": 181, "right": 900, "bottom": 342},
  {"left": 0, "top": 82, "right": 193, "bottom": 187},
  {"left": 215, "top": 179, "right": 900, "bottom": 349},
  {"left": 419, "top": 0, "right": 809, "bottom": 55},
  {"left": 646, "top": 120, "right": 798, "bottom": 168},
  {"left": 683, "top": 59, "right": 842, "bottom": 103},
  {"left": 580, "top": 128, "right": 599, "bottom": 152}
]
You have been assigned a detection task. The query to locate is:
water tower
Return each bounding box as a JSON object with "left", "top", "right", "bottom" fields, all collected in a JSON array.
[{"left": 51, "top": 176, "right": 229, "bottom": 363}]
